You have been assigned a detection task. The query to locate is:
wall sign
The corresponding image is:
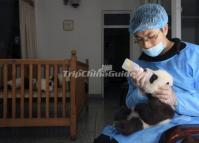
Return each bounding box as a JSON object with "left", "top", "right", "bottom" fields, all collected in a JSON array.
[{"left": 63, "top": 20, "right": 74, "bottom": 31}]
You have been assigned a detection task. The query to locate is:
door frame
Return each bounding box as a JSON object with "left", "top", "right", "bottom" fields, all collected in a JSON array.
[{"left": 101, "top": 10, "right": 131, "bottom": 98}]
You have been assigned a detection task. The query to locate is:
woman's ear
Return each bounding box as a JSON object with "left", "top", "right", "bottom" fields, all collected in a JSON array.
[{"left": 162, "top": 24, "right": 168, "bottom": 36}]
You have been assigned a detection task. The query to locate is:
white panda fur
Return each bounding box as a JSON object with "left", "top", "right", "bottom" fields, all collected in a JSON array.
[
  {"left": 5, "top": 78, "right": 54, "bottom": 92},
  {"left": 40, "top": 78, "right": 54, "bottom": 92},
  {"left": 7, "top": 78, "right": 37, "bottom": 89},
  {"left": 37, "top": 74, "right": 70, "bottom": 92},
  {"left": 7, "top": 78, "right": 21, "bottom": 89},
  {"left": 142, "top": 69, "right": 173, "bottom": 94}
]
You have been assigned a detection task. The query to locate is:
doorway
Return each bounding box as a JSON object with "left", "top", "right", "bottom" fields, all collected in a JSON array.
[
  {"left": 0, "top": 0, "right": 20, "bottom": 59},
  {"left": 102, "top": 11, "right": 130, "bottom": 103}
]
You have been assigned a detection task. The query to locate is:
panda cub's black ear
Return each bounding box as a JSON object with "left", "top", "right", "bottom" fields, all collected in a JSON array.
[{"left": 149, "top": 73, "right": 158, "bottom": 84}]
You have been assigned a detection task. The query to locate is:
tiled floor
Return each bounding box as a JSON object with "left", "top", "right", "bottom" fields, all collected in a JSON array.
[{"left": 0, "top": 83, "right": 124, "bottom": 143}]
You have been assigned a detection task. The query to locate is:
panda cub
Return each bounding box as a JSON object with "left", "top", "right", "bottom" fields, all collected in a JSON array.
[
  {"left": 3, "top": 78, "right": 37, "bottom": 90},
  {"left": 113, "top": 59, "right": 175, "bottom": 135}
]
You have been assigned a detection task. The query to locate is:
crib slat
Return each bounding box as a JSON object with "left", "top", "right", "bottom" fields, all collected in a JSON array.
[
  {"left": 29, "top": 64, "right": 33, "bottom": 118},
  {"left": 20, "top": 64, "right": 24, "bottom": 118},
  {"left": 45, "top": 64, "right": 50, "bottom": 118},
  {"left": 54, "top": 64, "right": 58, "bottom": 118},
  {"left": 62, "top": 64, "right": 66, "bottom": 117},
  {"left": 37, "top": 64, "right": 42, "bottom": 118},
  {"left": 3, "top": 64, "right": 8, "bottom": 119},
  {"left": 70, "top": 50, "right": 77, "bottom": 138},
  {"left": 12, "top": 64, "right": 16, "bottom": 118}
]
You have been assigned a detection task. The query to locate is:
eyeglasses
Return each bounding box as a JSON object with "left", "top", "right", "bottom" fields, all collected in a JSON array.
[{"left": 134, "top": 32, "right": 160, "bottom": 44}]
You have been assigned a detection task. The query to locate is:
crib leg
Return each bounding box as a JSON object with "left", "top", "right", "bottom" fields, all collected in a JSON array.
[
  {"left": 70, "top": 135, "right": 77, "bottom": 140},
  {"left": 70, "top": 131, "right": 77, "bottom": 140},
  {"left": 70, "top": 123, "right": 77, "bottom": 140}
]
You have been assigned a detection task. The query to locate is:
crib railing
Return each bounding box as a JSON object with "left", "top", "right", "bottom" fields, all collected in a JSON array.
[{"left": 0, "top": 50, "right": 89, "bottom": 139}]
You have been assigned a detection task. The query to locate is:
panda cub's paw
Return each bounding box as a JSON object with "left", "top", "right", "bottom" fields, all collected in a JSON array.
[
  {"left": 113, "top": 106, "right": 131, "bottom": 121},
  {"left": 113, "top": 106, "right": 143, "bottom": 135},
  {"left": 114, "top": 117, "right": 143, "bottom": 136}
]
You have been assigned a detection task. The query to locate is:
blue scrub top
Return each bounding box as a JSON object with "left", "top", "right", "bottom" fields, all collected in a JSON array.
[{"left": 102, "top": 39, "right": 199, "bottom": 143}]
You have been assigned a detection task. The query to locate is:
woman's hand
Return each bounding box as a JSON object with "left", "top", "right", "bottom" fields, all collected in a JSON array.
[
  {"left": 154, "top": 85, "right": 176, "bottom": 107},
  {"left": 131, "top": 68, "right": 153, "bottom": 92}
]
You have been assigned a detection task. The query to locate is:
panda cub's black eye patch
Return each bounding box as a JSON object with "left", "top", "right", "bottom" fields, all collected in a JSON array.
[{"left": 150, "top": 73, "right": 158, "bottom": 84}]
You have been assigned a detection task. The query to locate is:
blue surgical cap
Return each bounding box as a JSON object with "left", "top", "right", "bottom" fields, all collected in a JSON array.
[{"left": 129, "top": 3, "right": 168, "bottom": 34}]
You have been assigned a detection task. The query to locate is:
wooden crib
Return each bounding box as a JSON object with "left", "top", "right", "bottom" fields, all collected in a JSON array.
[{"left": 0, "top": 50, "right": 89, "bottom": 140}]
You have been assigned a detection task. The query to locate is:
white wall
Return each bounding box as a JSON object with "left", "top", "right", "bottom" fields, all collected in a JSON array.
[
  {"left": 35, "top": 0, "right": 140, "bottom": 95},
  {"left": 181, "top": 0, "right": 198, "bottom": 43}
]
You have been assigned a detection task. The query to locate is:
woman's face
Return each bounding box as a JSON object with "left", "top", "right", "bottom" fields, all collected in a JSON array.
[{"left": 134, "top": 27, "right": 168, "bottom": 49}]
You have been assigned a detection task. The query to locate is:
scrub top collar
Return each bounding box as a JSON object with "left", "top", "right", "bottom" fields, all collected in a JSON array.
[{"left": 139, "top": 38, "right": 186, "bottom": 62}]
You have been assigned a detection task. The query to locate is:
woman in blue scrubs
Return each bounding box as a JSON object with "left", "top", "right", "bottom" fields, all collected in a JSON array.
[{"left": 94, "top": 3, "right": 199, "bottom": 143}]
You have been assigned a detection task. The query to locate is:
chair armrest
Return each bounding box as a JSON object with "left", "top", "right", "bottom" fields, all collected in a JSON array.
[{"left": 159, "top": 124, "right": 199, "bottom": 143}]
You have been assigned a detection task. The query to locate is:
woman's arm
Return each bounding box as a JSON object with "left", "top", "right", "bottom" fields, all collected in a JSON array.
[
  {"left": 175, "top": 90, "right": 199, "bottom": 116},
  {"left": 125, "top": 77, "right": 148, "bottom": 109}
]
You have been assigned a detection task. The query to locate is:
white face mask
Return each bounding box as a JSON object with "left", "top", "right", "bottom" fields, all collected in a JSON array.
[{"left": 142, "top": 42, "right": 165, "bottom": 57}]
